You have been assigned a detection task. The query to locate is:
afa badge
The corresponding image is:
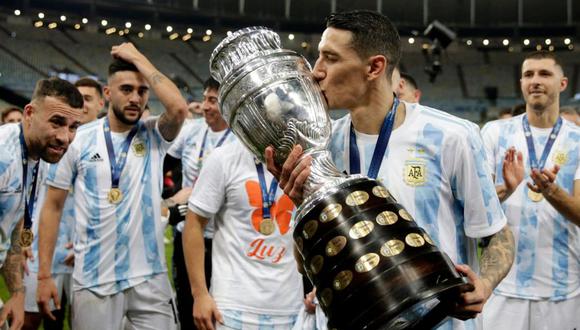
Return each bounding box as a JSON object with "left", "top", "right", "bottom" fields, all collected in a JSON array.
[
  {"left": 132, "top": 141, "right": 146, "bottom": 157},
  {"left": 552, "top": 150, "right": 568, "bottom": 166},
  {"left": 404, "top": 158, "right": 426, "bottom": 186}
]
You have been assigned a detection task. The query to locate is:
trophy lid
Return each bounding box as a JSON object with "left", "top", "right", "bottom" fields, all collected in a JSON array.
[{"left": 209, "top": 26, "right": 281, "bottom": 83}]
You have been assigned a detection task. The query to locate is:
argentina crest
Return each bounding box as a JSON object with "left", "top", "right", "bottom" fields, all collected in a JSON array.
[{"left": 404, "top": 157, "right": 427, "bottom": 186}]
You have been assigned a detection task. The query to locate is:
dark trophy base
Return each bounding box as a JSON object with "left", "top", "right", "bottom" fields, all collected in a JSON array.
[{"left": 294, "top": 178, "right": 474, "bottom": 330}]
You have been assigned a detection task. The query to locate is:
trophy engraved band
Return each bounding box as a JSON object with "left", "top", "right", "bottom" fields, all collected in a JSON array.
[{"left": 210, "top": 27, "right": 472, "bottom": 330}]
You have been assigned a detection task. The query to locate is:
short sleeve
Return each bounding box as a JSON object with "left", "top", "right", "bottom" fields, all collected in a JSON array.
[
  {"left": 481, "top": 121, "right": 499, "bottom": 179},
  {"left": 46, "top": 144, "right": 78, "bottom": 191},
  {"left": 187, "top": 150, "right": 226, "bottom": 217}
]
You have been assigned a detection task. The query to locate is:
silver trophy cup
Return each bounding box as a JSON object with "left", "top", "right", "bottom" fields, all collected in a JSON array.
[{"left": 210, "top": 27, "right": 472, "bottom": 330}]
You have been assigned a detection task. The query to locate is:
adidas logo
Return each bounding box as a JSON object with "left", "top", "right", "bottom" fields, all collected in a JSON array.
[{"left": 89, "top": 153, "right": 103, "bottom": 162}]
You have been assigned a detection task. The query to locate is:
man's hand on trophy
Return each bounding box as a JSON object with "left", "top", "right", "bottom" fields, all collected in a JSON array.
[
  {"left": 265, "top": 145, "right": 312, "bottom": 205},
  {"left": 450, "top": 264, "right": 492, "bottom": 320}
]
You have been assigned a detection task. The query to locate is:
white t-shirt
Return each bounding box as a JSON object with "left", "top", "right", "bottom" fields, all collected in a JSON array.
[
  {"left": 46, "top": 117, "right": 172, "bottom": 295},
  {"left": 0, "top": 123, "right": 38, "bottom": 267},
  {"left": 168, "top": 119, "right": 236, "bottom": 235},
  {"left": 329, "top": 102, "right": 506, "bottom": 330},
  {"left": 188, "top": 140, "right": 303, "bottom": 315},
  {"left": 482, "top": 114, "right": 580, "bottom": 301}
]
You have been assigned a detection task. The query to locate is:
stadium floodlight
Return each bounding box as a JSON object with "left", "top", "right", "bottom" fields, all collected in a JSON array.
[{"left": 422, "top": 20, "right": 456, "bottom": 83}]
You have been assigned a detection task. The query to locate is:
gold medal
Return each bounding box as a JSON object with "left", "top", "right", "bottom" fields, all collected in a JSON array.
[
  {"left": 528, "top": 189, "right": 543, "bottom": 202},
  {"left": 108, "top": 188, "right": 123, "bottom": 204},
  {"left": 19, "top": 228, "right": 34, "bottom": 247},
  {"left": 259, "top": 218, "right": 275, "bottom": 235}
]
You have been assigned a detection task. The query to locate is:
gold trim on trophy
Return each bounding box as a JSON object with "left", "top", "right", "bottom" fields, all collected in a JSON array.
[
  {"left": 528, "top": 189, "right": 543, "bottom": 202},
  {"left": 19, "top": 228, "right": 34, "bottom": 247},
  {"left": 310, "top": 255, "right": 324, "bottom": 275},
  {"left": 399, "top": 209, "right": 413, "bottom": 221},
  {"left": 346, "top": 190, "right": 369, "bottom": 206},
  {"left": 405, "top": 233, "right": 426, "bottom": 247},
  {"left": 319, "top": 203, "right": 342, "bottom": 223},
  {"left": 380, "top": 239, "right": 405, "bottom": 257},
  {"left": 333, "top": 270, "right": 353, "bottom": 291},
  {"left": 355, "top": 253, "right": 381, "bottom": 273},
  {"left": 295, "top": 237, "right": 304, "bottom": 252},
  {"left": 372, "top": 185, "right": 390, "bottom": 198},
  {"left": 326, "top": 236, "right": 348, "bottom": 257},
  {"left": 320, "top": 288, "right": 333, "bottom": 307},
  {"left": 303, "top": 220, "right": 319, "bottom": 239},
  {"left": 349, "top": 220, "right": 375, "bottom": 239},
  {"left": 376, "top": 211, "right": 398, "bottom": 226},
  {"left": 108, "top": 188, "right": 123, "bottom": 204},
  {"left": 259, "top": 218, "right": 275, "bottom": 235}
]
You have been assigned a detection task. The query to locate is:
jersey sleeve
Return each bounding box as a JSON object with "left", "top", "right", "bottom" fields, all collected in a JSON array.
[
  {"left": 450, "top": 125, "right": 507, "bottom": 238},
  {"left": 188, "top": 150, "right": 227, "bottom": 218}
]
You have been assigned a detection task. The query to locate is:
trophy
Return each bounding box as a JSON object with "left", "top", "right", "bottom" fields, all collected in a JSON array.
[{"left": 210, "top": 27, "right": 472, "bottom": 330}]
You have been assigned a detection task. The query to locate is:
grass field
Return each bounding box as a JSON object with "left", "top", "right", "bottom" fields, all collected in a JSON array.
[{"left": 0, "top": 227, "right": 175, "bottom": 330}]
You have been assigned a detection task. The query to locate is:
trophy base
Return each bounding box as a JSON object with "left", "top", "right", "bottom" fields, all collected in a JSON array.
[{"left": 294, "top": 177, "right": 474, "bottom": 330}]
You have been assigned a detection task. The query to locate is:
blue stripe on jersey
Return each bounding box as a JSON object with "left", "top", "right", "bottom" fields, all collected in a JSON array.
[
  {"left": 450, "top": 176, "right": 468, "bottom": 265},
  {"left": 515, "top": 198, "right": 538, "bottom": 294},
  {"left": 435, "top": 319, "right": 453, "bottom": 330},
  {"left": 552, "top": 213, "right": 569, "bottom": 299},
  {"left": 141, "top": 146, "right": 163, "bottom": 273},
  {"left": 468, "top": 129, "right": 499, "bottom": 227},
  {"left": 258, "top": 314, "right": 274, "bottom": 330},
  {"left": 83, "top": 130, "right": 101, "bottom": 287},
  {"left": 224, "top": 310, "right": 243, "bottom": 329},
  {"left": 114, "top": 173, "right": 131, "bottom": 292},
  {"left": 414, "top": 123, "right": 444, "bottom": 246}
]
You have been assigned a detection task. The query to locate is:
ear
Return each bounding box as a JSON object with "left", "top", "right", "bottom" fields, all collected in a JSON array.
[
  {"left": 103, "top": 85, "right": 112, "bottom": 102},
  {"left": 414, "top": 90, "right": 422, "bottom": 102},
  {"left": 560, "top": 77, "right": 568, "bottom": 92},
  {"left": 367, "top": 55, "right": 387, "bottom": 81},
  {"left": 22, "top": 103, "right": 35, "bottom": 127}
]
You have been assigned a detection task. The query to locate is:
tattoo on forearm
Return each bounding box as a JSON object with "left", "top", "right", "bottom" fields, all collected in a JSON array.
[
  {"left": 158, "top": 113, "right": 181, "bottom": 141},
  {"left": 149, "top": 71, "right": 165, "bottom": 86},
  {"left": 3, "top": 223, "right": 24, "bottom": 294},
  {"left": 480, "top": 226, "right": 515, "bottom": 289}
]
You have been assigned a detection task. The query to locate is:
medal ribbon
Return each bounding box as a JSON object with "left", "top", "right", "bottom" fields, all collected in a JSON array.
[
  {"left": 522, "top": 115, "right": 562, "bottom": 170},
  {"left": 19, "top": 124, "right": 40, "bottom": 231},
  {"left": 198, "top": 128, "right": 231, "bottom": 162},
  {"left": 349, "top": 98, "right": 399, "bottom": 179},
  {"left": 103, "top": 118, "right": 139, "bottom": 189},
  {"left": 255, "top": 161, "right": 278, "bottom": 220}
]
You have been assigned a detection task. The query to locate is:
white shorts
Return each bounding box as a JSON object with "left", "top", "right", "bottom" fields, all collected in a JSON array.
[
  {"left": 218, "top": 309, "right": 298, "bottom": 330},
  {"left": 483, "top": 293, "right": 580, "bottom": 330},
  {"left": 24, "top": 271, "right": 72, "bottom": 313},
  {"left": 72, "top": 273, "right": 178, "bottom": 330}
]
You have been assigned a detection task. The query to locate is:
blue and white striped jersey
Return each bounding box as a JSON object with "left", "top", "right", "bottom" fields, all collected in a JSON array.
[
  {"left": 0, "top": 123, "right": 38, "bottom": 266},
  {"left": 482, "top": 114, "right": 580, "bottom": 301},
  {"left": 329, "top": 102, "right": 507, "bottom": 330},
  {"left": 46, "top": 116, "right": 172, "bottom": 295}
]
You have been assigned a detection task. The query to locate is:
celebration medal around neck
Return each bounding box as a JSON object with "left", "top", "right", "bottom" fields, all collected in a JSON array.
[
  {"left": 522, "top": 115, "right": 562, "bottom": 203},
  {"left": 108, "top": 187, "right": 123, "bottom": 204},
  {"left": 259, "top": 218, "right": 276, "bottom": 235},
  {"left": 255, "top": 160, "right": 278, "bottom": 236},
  {"left": 103, "top": 118, "right": 139, "bottom": 204},
  {"left": 19, "top": 124, "right": 40, "bottom": 247},
  {"left": 527, "top": 189, "right": 543, "bottom": 202},
  {"left": 19, "top": 228, "right": 34, "bottom": 247}
]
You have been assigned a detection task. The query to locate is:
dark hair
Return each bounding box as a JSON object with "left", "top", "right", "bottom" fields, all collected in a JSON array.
[
  {"left": 75, "top": 77, "right": 103, "bottom": 97},
  {"left": 498, "top": 107, "right": 512, "bottom": 117},
  {"left": 1, "top": 107, "right": 23, "bottom": 122},
  {"left": 203, "top": 77, "right": 220, "bottom": 91},
  {"left": 511, "top": 103, "right": 526, "bottom": 116},
  {"left": 326, "top": 10, "right": 401, "bottom": 77},
  {"left": 400, "top": 72, "right": 419, "bottom": 90},
  {"left": 560, "top": 106, "right": 579, "bottom": 116},
  {"left": 522, "top": 51, "right": 564, "bottom": 72},
  {"left": 108, "top": 58, "right": 139, "bottom": 77},
  {"left": 31, "top": 77, "right": 84, "bottom": 109}
]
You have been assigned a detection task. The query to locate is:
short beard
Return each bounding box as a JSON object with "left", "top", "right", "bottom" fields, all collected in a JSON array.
[{"left": 112, "top": 104, "right": 141, "bottom": 125}]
